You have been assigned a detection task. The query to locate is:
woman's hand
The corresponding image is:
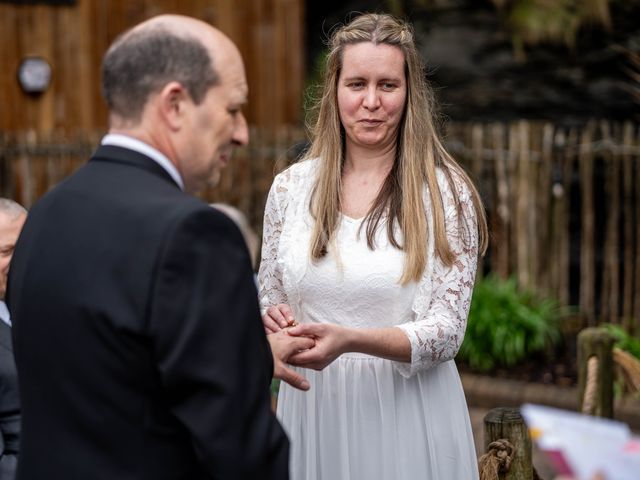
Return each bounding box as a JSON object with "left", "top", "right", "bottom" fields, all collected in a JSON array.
[
  {"left": 286, "top": 323, "right": 349, "bottom": 370},
  {"left": 262, "top": 303, "right": 297, "bottom": 334}
]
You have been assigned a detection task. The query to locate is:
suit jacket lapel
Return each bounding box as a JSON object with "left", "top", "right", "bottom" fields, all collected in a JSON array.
[{"left": 89, "top": 145, "right": 181, "bottom": 189}]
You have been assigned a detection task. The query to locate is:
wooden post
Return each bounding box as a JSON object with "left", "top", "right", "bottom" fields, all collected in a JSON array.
[
  {"left": 515, "top": 121, "right": 531, "bottom": 289},
  {"left": 600, "top": 121, "right": 620, "bottom": 325},
  {"left": 621, "top": 122, "right": 634, "bottom": 332},
  {"left": 481, "top": 407, "right": 533, "bottom": 480},
  {"left": 492, "top": 123, "right": 510, "bottom": 279},
  {"left": 579, "top": 122, "right": 596, "bottom": 326},
  {"left": 578, "top": 328, "right": 615, "bottom": 418},
  {"left": 632, "top": 125, "right": 640, "bottom": 337},
  {"left": 538, "top": 123, "right": 553, "bottom": 294}
]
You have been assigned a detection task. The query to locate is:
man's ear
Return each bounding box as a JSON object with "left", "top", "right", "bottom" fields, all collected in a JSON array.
[{"left": 158, "top": 81, "right": 189, "bottom": 131}]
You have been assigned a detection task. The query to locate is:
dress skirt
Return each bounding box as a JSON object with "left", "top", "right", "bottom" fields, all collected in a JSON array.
[{"left": 277, "top": 356, "right": 479, "bottom": 480}]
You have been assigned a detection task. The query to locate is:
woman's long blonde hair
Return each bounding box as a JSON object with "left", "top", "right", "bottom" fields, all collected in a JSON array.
[{"left": 304, "top": 13, "right": 488, "bottom": 284}]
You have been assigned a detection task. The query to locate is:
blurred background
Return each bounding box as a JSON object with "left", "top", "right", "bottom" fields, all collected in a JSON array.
[{"left": 1, "top": 0, "right": 640, "bottom": 429}]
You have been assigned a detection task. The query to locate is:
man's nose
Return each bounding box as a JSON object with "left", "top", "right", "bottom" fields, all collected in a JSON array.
[{"left": 232, "top": 113, "right": 249, "bottom": 146}]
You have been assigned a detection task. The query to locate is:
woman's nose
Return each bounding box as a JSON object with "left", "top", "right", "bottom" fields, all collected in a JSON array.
[{"left": 362, "top": 86, "right": 380, "bottom": 110}]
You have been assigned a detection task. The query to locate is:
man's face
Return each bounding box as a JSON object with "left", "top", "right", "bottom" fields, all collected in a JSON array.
[
  {"left": 0, "top": 212, "right": 26, "bottom": 300},
  {"left": 179, "top": 48, "right": 249, "bottom": 193}
]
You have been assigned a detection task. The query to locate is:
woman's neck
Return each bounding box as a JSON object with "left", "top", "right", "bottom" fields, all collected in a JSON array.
[
  {"left": 343, "top": 142, "right": 396, "bottom": 176},
  {"left": 340, "top": 143, "right": 396, "bottom": 219}
]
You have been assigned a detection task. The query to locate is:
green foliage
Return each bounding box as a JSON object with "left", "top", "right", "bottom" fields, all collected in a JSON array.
[
  {"left": 302, "top": 49, "right": 329, "bottom": 125},
  {"left": 600, "top": 323, "right": 640, "bottom": 360},
  {"left": 458, "top": 275, "right": 561, "bottom": 372},
  {"left": 490, "top": 0, "right": 612, "bottom": 59},
  {"left": 271, "top": 378, "right": 281, "bottom": 396}
]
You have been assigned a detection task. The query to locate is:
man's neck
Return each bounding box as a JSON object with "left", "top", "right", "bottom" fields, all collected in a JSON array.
[{"left": 101, "top": 133, "right": 185, "bottom": 190}]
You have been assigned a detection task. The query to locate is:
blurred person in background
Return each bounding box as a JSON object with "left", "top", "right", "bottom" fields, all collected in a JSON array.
[
  {"left": 0, "top": 198, "right": 26, "bottom": 480},
  {"left": 211, "top": 203, "right": 260, "bottom": 270}
]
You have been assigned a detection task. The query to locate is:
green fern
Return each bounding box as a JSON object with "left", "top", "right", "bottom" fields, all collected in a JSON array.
[{"left": 458, "top": 275, "right": 561, "bottom": 372}]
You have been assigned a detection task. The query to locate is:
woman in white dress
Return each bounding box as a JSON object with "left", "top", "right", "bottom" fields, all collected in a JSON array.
[{"left": 259, "top": 13, "right": 488, "bottom": 480}]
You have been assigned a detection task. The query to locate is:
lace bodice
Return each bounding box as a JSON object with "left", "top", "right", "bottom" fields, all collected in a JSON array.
[
  {"left": 297, "top": 213, "right": 418, "bottom": 334},
  {"left": 258, "top": 159, "right": 479, "bottom": 377}
]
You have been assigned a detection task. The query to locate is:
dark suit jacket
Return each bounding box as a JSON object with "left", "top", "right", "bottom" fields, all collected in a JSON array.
[
  {"left": 7, "top": 145, "right": 288, "bottom": 479},
  {"left": 0, "top": 320, "right": 19, "bottom": 480}
]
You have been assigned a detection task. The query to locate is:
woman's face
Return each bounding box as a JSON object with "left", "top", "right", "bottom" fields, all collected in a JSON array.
[{"left": 337, "top": 42, "right": 407, "bottom": 153}]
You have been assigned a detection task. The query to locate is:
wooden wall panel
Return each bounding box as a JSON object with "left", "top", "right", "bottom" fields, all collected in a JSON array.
[{"left": 0, "top": 0, "right": 304, "bottom": 133}]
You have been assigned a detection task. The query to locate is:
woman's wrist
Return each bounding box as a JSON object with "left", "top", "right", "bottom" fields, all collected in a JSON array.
[{"left": 339, "top": 325, "right": 360, "bottom": 354}]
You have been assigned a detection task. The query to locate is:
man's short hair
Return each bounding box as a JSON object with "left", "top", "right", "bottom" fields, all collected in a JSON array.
[
  {"left": 101, "top": 26, "right": 220, "bottom": 122},
  {"left": 0, "top": 198, "right": 27, "bottom": 220}
]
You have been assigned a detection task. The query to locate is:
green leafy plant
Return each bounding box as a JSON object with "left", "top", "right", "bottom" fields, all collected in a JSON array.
[
  {"left": 457, "top": 275, "right": 561, "bottom": 372},
  {"left": 598, "top": 324, "right": 640, "bottom": 398},
  {"left": 491, "top": 0, "right": 612, "bottom": 60},
  {"left": 600, "top": 323, "right": 640, "bottom": 360},
  {"left": 271, "top": 378, "right": 281, "bottom": 396}
]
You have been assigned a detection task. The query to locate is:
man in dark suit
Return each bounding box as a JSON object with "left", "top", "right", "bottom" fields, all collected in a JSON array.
[
  {"left": 6, "top": 15, "right": 313, "bottom": 480},
  {"left": 0, "top": 199, "right": 26, "bottom": 480}
]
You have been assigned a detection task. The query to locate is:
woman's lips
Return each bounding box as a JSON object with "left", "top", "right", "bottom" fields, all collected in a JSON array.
[{"left": 359, "top": 119, "right": 383, "bottom": 126}]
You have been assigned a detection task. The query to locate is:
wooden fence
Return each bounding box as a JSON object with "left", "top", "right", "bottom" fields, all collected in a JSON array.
[
  {"left": 447, "top": 120, "right": 640, "bottom": 333},
  {"left": 1, "top": 120, "right": 638, "bottom": 332},
  {"left": 0, "top": 127, "right": 304, "bottom": 229}
]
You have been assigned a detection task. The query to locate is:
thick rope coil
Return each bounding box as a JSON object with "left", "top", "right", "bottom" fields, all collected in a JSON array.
[
  {"left": 582, "top": 355, "right": 599, "bottom": 414},
  {"left": 478, "top": 439, "right": 515, "bottom": 480},
  {"left": 613, "top": 347, "right": 640, "bottom": 392}
]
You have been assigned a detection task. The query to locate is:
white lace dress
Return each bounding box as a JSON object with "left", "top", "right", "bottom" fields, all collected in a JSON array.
[{"left": 259, "top": 159, "right": 480, "bottom": 480}]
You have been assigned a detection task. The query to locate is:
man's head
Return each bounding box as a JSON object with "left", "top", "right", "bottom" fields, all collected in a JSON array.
[
  {"left": 101, "top": 15, "right": 249, "bottom": 193},
  {"left": 0, "top": 199, "right": 27, "bottom": 300}
]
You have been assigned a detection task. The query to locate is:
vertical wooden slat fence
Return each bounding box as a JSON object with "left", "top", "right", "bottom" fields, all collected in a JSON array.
[
  {"left": 0, "top": 120, "right": 638, "bottom": 333},
  {"left": 0, "top": 126, "right": 305, "bottom": 231},
  {"left": 446, "top": 120, "right": 640, "bottom": 334}
]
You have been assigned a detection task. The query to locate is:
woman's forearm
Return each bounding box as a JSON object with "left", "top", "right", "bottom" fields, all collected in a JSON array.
[{"left": 343, "top": 326, "right": 412, "bottom": 363}]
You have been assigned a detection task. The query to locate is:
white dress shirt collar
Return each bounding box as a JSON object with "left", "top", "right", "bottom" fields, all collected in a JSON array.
[
  {"left": 101, "top": 134, "right": 184, "bottom": 190},
  {"left": 0, "top": 301, "right": 11, "bottom": 327}
]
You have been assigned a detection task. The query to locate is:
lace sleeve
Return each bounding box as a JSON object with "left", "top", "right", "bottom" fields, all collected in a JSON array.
[
  {"left": 257, "top": 171, "right": 291, "bottom": 315},
  {"left": 394, "top": 173, "right": 479, "bottom": 378}
]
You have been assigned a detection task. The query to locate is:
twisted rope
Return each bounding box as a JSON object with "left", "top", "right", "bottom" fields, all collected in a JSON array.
[
  {"left": 613, "top": 347, "right": 640, "bottom": 392},
  {"left": 582, "top": 355, "right": 599, "bottom": 414},
  {"left": 478, "top": 439, "right": 515, "bottom": 480}
]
